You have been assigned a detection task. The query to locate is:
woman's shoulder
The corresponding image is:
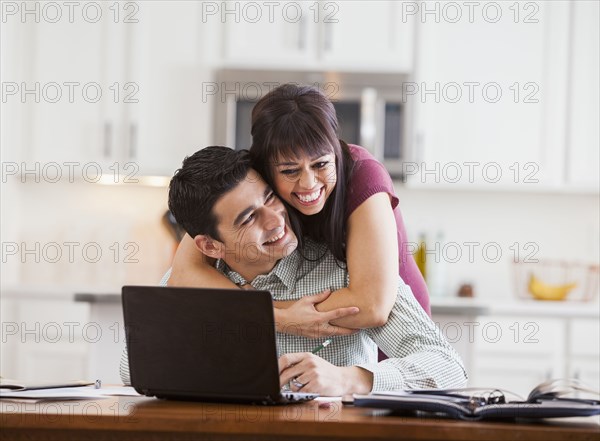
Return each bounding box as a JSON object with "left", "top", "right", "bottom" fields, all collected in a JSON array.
[
  {"left": 345, "top": 144, "right": 399, "bottom": 216},
  {"left": 347, "top": 144, "right": 378, "bottom": 163},
  {"left": 347, "top": 144, "right": 392, "bottom": 187}
]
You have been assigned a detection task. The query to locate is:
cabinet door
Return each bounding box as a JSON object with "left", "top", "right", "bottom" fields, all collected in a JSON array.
[
  {"left": 410, "top": 2, "right": 570, "bottom": 189},
  {"left": 26, "top": 17, "right": 106, "bottom": 165},
  {"left": 222, "top": 1, "right": 317, "bottom": 68},
  {"left": 320, "top": 1, "right": 414, "bottom": 71},
  {"left": 565, "top": 1, "right": 600, "bottom": 189},
  {"left": 470, "top": 316, "right": 564, "bottom": 395},
  {"left": 568, "top": 319, "right": 600, "bottom": 391},
  {"left": 9, "top": 3, "right": 132, "bottom": 172},
  {"left": 127, "top": 1, "right": 210, "bottom": 176}
]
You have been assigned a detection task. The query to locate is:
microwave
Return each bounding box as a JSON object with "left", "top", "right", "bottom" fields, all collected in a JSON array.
[{"left": 212, "top": 69, "right": 409, "bottom": 178}]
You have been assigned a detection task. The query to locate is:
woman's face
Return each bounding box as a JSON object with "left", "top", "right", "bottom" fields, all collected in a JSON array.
[{"left": 272, "top": 151, "right": 337, "bottom": 216}]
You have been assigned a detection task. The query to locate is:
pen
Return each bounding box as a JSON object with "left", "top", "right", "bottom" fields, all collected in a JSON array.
[{"left": 311, "top": 339, "right": 332, "bottom": 354}]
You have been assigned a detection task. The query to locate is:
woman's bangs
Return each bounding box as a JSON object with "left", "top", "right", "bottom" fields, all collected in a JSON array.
[{"left": 267, "top": 118, "right": 334, "bottom": 164}]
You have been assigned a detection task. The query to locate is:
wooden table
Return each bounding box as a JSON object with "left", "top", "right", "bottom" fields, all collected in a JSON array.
[{"left": 1, "top": 395, "right": 598, "bottom": 441}]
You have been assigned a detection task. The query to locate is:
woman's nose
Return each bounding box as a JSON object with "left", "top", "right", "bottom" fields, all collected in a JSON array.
[{"left": 298, "top": 169, "right": 316, "bottom": 189}]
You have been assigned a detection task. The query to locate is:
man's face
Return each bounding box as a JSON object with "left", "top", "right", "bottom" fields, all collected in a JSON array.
[{"left": 211, "top": 169, "right": 298, "bottom": 275}]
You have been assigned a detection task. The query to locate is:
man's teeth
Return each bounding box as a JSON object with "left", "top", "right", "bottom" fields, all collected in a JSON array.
[
  {"left": 265, "top": 230, "right": 285, "bottom": 244},
  {"left": 296, "top": 188, "right": 321, "bottom": 203}
]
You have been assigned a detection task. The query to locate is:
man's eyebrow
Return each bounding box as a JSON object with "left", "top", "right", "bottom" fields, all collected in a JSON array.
[
  {"left": 232, "top": 186, "right": 272, "bottom": 227},
  {"left": 275, "top": 154, "right": 330, "bottom": 166}
]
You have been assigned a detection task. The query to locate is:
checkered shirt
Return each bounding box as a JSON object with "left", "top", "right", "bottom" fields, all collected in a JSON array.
[{"left": 120, "top": 241, "right": 467, "bottom": 391}]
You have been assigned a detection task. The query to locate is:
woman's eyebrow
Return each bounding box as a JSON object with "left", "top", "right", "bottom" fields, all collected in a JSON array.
[{"left": 275, "top": 155, "right": 330, "bottom": 166}]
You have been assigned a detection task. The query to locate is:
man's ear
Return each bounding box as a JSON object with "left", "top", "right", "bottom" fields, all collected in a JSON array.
[{"left": 193, "top": 235, "right": 225, "bottom": 259}]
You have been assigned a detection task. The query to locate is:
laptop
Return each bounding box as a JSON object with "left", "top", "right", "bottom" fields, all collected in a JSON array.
[{"left": 122, "top": 285, "right": 318, "bottom": 405}]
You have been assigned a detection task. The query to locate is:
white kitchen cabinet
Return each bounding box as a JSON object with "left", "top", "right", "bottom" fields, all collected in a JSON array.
[
  {"left": 15, "top": 16, "right": 107, "bottom": 166},
  {"left": 0, "top": 296, "right": 90, "bottom": 382},
  {"left": 431, "top": 299, "right": 600, "bottom": 397},
  {"left": 469, "top": 317, "right": 564, "bottom": 396},
  {"left": 565, "top": 1, "right": 600, "bottom": 189},
  {"left": 7, "top": 2, "right": 214, "bottom": 179},
  {"left": 409, "top": 1, "right": 580, "bottom": 190},
  {"left": 319, "top": 1, "right": 414, "bottom": 71},
  {"left": 127, "top": 2, "right": 213, "bottom": 176},
  {"left": 8, "top": 3, "right": 134, "bottom": 174},
  {"left": 568, "top": 319, "right": 600, "bottom": 391},
  {"left": 221, "top": 1, "right": 318, "bottom": 67},
  {"left": 221, "top": 1, "right": 413, "bottom": 72}
]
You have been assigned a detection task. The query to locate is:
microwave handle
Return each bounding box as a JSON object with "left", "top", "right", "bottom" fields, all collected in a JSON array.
[{"left": 414, "top": 131, "right": 425, "bottom": 163}]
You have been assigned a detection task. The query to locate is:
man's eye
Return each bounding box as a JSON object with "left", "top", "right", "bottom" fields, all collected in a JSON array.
[
  {"left": 241, "top": 214, "right": 255, "bottom": 225},
  {"left": 266, "top": 192, "right": 275, "bottom": 203},
  {"left": 280, "top": 169, "right": 299, "bottom": 175}
]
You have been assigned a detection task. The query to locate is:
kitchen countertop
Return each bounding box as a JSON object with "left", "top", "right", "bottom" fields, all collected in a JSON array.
[{"left": 71, "top": 293, "right": 600, "bottom": 319}]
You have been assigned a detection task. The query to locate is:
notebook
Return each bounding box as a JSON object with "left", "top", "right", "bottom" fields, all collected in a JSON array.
[
  {"left": 122, "top": 285, "right": 318, "bottom": 405},
  {"left": 353, "top": 381, "right": 600, "bottom": 420}
]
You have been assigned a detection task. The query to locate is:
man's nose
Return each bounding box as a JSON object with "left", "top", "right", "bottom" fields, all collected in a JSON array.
[{"left": 264, "top": 206, "right": 285, "bottom": 231}]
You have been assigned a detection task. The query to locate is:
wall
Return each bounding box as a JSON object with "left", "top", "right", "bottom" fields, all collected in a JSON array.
[
  {"left": 396, "top": 184, "right": 600, "bottom": 302},
  {"left": 2, "top": 180, "right": 174, "bottom": 293}
]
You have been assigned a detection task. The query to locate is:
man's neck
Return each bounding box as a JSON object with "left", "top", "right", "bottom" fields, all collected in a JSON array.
[{"left": 225, "top": 260, "right": 278, "bottom": 284}]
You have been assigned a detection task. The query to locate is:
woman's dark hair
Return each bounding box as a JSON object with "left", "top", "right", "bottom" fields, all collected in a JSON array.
[{"left": 250, "top": 83, "right": 355, "bottom": 262}]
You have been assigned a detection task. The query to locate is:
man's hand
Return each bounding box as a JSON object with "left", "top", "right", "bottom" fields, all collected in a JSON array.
[
  {"left": 278, "top": 352, "right": 373, "bottom": 396},
  {"left": 275, "top": 290, "right": 359, "bottom": 338}
]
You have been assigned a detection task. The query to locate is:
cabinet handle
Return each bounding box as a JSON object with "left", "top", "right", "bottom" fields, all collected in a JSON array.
[
  {"left": 323, "top": 22, "right": 332, "bottom": 52},
  {"left": 298, "top": 16, "right": 306, "bottom": 50},
  {"left": 415, "top": 132, "right": 424, "bottom": 163},
  {"left": 103, "top": 122, "right": 112, "bottom": 158},
  {"left": 129, "top": 123, "right": 137, "bottom": 159}
]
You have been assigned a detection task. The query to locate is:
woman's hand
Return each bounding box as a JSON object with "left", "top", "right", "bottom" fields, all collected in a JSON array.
[
  {"left": 275, "top": 290, "right": 359, "bottom": 338},
  {"left": 279, "top": 352, "right": 373, "bottom": 396}
]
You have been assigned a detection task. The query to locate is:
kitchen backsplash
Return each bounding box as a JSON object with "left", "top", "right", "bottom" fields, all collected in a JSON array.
[
  {"left": 395, "top": 185, "right": 600, "bottom": 301},
  {"left": 2, "top": 179, "right": 598, "bottom": 301},
  {"left": 1, "top": 180, "right": 175, "bottom": 292}
]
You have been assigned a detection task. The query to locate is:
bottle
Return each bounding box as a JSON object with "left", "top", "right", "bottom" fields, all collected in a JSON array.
[
  {"left": 414, "top": 233, "right": 427, "bottom": 282},
  {"left": 428, "top": 231, "right": 447, "bottom": 297}
]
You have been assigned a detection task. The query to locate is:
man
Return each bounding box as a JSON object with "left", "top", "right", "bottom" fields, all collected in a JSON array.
[{"left": 121, "top": 147, "right": 467, "bottom": 395}]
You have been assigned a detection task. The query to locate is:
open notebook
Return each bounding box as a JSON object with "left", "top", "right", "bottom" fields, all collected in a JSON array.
[{"left": 354, "top": 379, "right": 600, "bottom": 420}]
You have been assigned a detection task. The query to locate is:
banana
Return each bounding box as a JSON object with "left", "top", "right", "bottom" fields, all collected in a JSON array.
[{"left": 528, "top": 274, "right": 578, "bottom": 301}]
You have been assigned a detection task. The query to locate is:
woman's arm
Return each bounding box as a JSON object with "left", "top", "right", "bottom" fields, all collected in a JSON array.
[
  {"left": 313, "top": 192, "right": 399, "bottom": 328},
  {"left": 170, "top": 234, "right": 361, "bottom": 336},
  {"left": 168, "top": 234, "right": 239, "bottom": 289}
]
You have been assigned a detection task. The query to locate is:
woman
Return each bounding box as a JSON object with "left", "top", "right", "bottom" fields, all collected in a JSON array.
[{"left": 170, "top": 84, "right": 430, "bottom": 337}]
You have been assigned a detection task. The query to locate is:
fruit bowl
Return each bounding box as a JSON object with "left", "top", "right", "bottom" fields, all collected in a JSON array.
[{"left": 513, "top": 261, "right": 599, "bottom": 302}]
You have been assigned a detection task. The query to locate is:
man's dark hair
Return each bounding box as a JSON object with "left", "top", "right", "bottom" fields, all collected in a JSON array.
[{"left": 168, "top": 146, "right": 253, "bottom": 240}]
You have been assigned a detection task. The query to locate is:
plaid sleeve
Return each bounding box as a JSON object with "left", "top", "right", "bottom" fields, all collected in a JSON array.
[
  {"left": 159, "top": 268, "right": 171, "bottom": 286},
  {"left": 119, "top": 346, "right": 131, "bottom": 386},
  {"left": 357, "top": 280, "right": 468, "bottom": 391}
]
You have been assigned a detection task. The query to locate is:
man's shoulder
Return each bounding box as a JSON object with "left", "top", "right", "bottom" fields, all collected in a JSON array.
[{"left": 299, "top": 239, "right": 346, "bottom": 272}]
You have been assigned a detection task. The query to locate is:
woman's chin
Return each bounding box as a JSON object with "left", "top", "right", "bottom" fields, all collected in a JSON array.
[{"left": 294, "top": 202, "right": 324, "bottom": 215}]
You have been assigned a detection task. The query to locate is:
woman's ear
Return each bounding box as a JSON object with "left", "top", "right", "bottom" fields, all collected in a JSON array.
[{"left": 193, "top": 235, "right": 224, "bottom": 259}]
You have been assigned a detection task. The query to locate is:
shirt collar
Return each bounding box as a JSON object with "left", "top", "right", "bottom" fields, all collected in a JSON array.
[{"left": 215, "top": 249, "right": 303, "bottom": 292}]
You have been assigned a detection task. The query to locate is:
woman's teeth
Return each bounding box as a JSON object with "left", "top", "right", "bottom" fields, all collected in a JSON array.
[
  {"left": 265, "top": 229, "right": 285, "bottom": 244},
  {"left": 296, "top": 188, "right": 322, "bottom": 203}
]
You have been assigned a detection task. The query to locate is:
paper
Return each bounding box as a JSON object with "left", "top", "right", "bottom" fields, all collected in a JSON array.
[{"left": 0, "top": 385, "right": 141, "bottom": 401}]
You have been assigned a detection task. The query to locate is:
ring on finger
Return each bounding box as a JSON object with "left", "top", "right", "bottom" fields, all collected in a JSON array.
[{"left": 291, "top": 378, "right": 305, "bottom": 389}]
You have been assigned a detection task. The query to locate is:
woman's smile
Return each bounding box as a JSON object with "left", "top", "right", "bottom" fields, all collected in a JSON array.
[{"left": 293, "top": 187, "right": 324, "bottom": 206}]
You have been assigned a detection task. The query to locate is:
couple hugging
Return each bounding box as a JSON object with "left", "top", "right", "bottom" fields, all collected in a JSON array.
[{"left": 120, "top": 84, "right": 467, "bottom": 395}]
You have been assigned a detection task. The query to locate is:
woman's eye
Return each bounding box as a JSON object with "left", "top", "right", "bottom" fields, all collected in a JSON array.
[
  {"left": 280, "top": 169, "right": 298, "bottom": 175},
  {"left": 314, "top": 161, "right": 329, "bottom": 169}
]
